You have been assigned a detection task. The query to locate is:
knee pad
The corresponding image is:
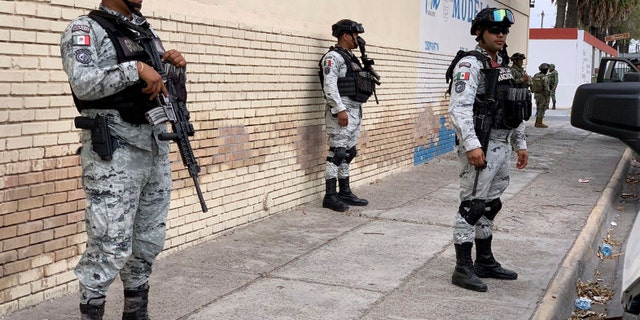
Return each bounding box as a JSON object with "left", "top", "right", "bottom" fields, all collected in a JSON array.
[
  {"left": 345, "top": 146, "right": 357, "bottom": 163},
  {"left": 459, "top": 199, "right": 485, "bottom": 226},
  {"left": 484, "top": 198, "right": 502, "bottom": 220},
  {"left": 327, "top": 147, "right": 346, "bottom": 166}
]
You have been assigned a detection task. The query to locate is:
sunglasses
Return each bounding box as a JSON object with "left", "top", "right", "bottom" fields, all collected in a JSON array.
[
  {"left": 491, "top": 8, "right": 515, "bottom": 24},
  {"left": 487, "top": 25, "right": 510, "bottom": 35}
]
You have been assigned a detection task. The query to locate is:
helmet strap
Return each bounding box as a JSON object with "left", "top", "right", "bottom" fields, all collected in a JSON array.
[{"left": 122, "top": 0, "right": 141, "bottom": 13}]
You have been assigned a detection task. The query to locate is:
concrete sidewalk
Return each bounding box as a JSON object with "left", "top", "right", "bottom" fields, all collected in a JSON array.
[{"left": 4, "top": 111, "right": 632, "bottom": 320}]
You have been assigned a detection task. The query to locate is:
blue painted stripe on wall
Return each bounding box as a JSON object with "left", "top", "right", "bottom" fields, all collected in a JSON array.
[{"left": 414, "top": 116, "right": 456, "bottom": 165}]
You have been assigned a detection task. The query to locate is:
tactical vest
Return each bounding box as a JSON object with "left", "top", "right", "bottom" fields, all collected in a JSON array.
[
  {"left": 73, "top": 10, "right": 164, "bottom": 124},
  {"left": 483, "top": 66, "right": 532, "bottom": 129},
  {"left": 446, "top": 50, "right": 531, "bottom": 130},
  {"left": 319, "top": 47, "right": 375, "bottom": 103}
]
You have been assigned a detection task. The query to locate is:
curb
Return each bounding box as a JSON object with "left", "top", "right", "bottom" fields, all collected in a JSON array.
[{"left": 531, "top": 147, "right": 633, "bottom": 320}]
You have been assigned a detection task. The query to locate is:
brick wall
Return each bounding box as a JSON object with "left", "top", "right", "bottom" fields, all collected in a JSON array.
[{"left": 0, "top": 0, "right": 455, "bottom": 315}]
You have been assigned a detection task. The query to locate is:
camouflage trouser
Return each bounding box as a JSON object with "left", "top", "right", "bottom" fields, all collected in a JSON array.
[
  {"left": 453, "top": 130, "right": 511, "bottom": 244},
  {"left": 76, "top": 115, "right": 172, "bottom": 304},
  {"left": 534, "top": 93, "right": 550, "bottom": 120},
  {"left": 550, "top": 90, "right": 556, "bottom": 106},
  {"left": 325, "top": 104, "right": 362, "bottom": 180}
]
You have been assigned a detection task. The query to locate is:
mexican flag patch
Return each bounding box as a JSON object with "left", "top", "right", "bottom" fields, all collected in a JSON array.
[
  {"left": 73, "top": 35, "right": 91, "bottom": 46},
  {"left": 455, "top": 72, "right": 470, "bottom": 80}
]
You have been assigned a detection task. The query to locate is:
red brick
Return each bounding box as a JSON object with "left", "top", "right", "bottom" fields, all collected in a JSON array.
[
  {"left": 3, "top": 235, "right": 30, "bottom": 250},
  {"left": 3, "top": 186, "right": 30, "bottom": 201},
  {"left": 43, "top": 238, "right": 66, "bottom": 253},
  {"left": 30, "top": 206, "right": 54, "bottom": 220},
  {"left": 29, "top": 229, "right": 53, "bottom": 245},
  {"left": 43, "top": 168, "right": 68, "bottom": 181},
  {"left": 54, "top": 179, "right": 76, "bottom": 192},
  {"left": 0, "top": 274, "right": 19, "bottom": 291},
  {"left": 68, "top": 166, "right": 82, "bottom": 178},
  {"left": 0, "top": 201, "right": 18, "bottom": 215},
  {"left": 54, "top": 247, "right": 77, "bottom": 261},
  {"left": 30, "top": 182, "right": 55, "bottom": 197},
  {"left": 18, "top": 172, "right": 44, "bottom": 186},
  {"left": 54, "top": 201, "right": 76, "bottom": 215},
  {"left": 0, "top": 250, "right": 17, "bottom": 265},
  {"left": 67, "top": 189, "right": 85, "bottom": 201},
  {"left": 43, "top": 215, "right": 66, "bottom": 230},
  {"left": 17, "top": 244, "right": 43, "bottom": 259},
  {"left": 43, "top": 192, "right": 67, "bottom": 206},
  {"left": 67, "top": 210, "right": 84, "bottom": 223},
  {"left": 3, "top": 258, "right": 31, "bottom": 275},
  {"left": 56, "top": 156, "right": 79, "bottom": 168},
  {"left": 17, "top": 196, "right": 44, "bottom": 211},
  {"left": 54, "top": 224, "right": 77, "bottom": 238},
  {"left": 3, "top": 212, "right": 28, "bottom": 226},
  {"left": 0, "top": 226, "right": 17, "bottom": 240},
  {"left": 17, "top": 220, "right": 43, "bottom": 236}
]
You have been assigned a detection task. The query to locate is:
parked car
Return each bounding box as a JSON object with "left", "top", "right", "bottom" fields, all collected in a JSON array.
[{"left": 571, "top": 56, "right": 640, "bottom": 318}]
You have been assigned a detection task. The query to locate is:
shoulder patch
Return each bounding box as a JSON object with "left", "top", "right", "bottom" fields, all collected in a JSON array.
[
  {"left": 458, "top": 62, "right": 472, "bottom": 68},
  {"left": 72, "top": 24, "right": 91, "bottom": 33},
  {"left": 75, "top": 49, "right": 93, "bottom": 64},
  {"left": 72, "top": 35, "right": 91, "bottom": 46},
  {"left": 454, "top": 81, "right": 466, "bottom": 93},
  {"left": 455, "top": 72, "right": 470, "bottom": 81}
]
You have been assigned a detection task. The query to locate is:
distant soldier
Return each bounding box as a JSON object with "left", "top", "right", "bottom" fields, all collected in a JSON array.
[
  {"left": 531, "top": 63, "right": 551, "bottom": 128},
  {"left": 509, "top": 53, "right": 530, "bottom": 88},
  {"left": 548, "top": 64, "right": 558, "bottom": 109}
]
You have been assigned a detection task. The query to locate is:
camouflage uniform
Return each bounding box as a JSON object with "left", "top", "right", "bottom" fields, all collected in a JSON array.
[
  {"left": 547, "top": 66, "right": 559, "bottom": 108},
  {"left": 321, "top": 49, "right": 363, "bottom": 181},
  {"left": 60, "top": 4, "right": 172, "bottom": 306},
  {"left": 533, "top": 72, "right": 551, "bottom": 124},
  {"left": 448, "top": 45, "right": 527, "bottom": 245},
  {"left": 510, "top": 64, "right": 530, "bottom": 88}
]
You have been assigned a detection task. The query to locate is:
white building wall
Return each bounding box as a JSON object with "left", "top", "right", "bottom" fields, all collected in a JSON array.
[{"left": 527, "top": 30, "right": 613, "bottom": 109}]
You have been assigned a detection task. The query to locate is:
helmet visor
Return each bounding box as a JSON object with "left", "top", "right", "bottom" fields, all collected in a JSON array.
[
  {"left": 492, "top": 9, "right": 514, "bottom": 24},
  {"left": 352, "top": 23, "right": 364, "bottom": 34}
]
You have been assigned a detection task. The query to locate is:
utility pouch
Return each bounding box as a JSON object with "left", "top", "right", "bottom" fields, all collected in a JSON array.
[
  {"left": 74, "top": 115, "right": 117, "bottom": 161},
  {"left": 502, "top": 88, "right": 532, "bottom": 128}
]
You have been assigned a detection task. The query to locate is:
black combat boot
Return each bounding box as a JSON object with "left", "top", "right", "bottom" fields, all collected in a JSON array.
[
  {"left": 80, "top": 297, "right": 105, "bottom": 320},
  {"left": 452, "top": 242, "right": 487, "bottom": 292},
  {"left": 337, "top": 177, "right": 368, "bottom": 206},
  {"left": 122, "top": 283, "right": 150, "bottom": 320},
  {"left": 323, "top": 178, "right": 349, "bottom": 212},
  {"left": 474, "top": 236, "right": 518, "bottom": 280}
]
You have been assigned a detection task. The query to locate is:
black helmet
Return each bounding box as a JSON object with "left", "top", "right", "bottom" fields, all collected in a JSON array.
[
  {"left": 539, "top": 63, "right": 550, "bottom": 70},
  {"left": 511, "top": 53, "right": 526, "bottom": 60},
  {"left": 470, "top": 8, "right": 515, "bottom": 35},
  {"left": 332, "top": 19, "right": 364, "bottom": 38}
]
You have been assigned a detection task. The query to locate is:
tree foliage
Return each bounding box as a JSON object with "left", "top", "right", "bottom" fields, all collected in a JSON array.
[{"left": 552, "top": 0, "right": 640, "bottom": 52}]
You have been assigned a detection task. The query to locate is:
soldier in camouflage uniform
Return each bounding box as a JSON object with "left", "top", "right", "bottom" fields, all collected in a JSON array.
[
  {"left": 509, "top": 52, "right": 531, "bottom": 88},
  {"left": 448, "top": 8, "right": 528, "bottom": 292},
  {"left": 318, "top": 20, "right": 376, "bottom": 212},
  {"left": 548, "top": 63, "right": 559, "bottom": 109},
  {"left": 60, "top": 0, "right": 186, "bottom": 319},
  {"left": 533, "top": 63, "right": 551, "bottom": 128}
]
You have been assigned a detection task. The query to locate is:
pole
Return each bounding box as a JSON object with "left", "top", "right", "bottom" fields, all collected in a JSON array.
[{"left": 540, "top": 11, "right": 544, "bottom": 28}]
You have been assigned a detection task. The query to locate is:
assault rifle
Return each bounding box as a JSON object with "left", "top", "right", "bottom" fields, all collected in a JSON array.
[
  {"left": 86, "top": 10, "right": 208, "bottom": 212},
  {"left": 356, "top": 36, "right": 381, "bottom": 104},
  {"left": 137, "top": 30, "right": 208, "bottom": 213},
  {"left": 471, "top": 67, "right": 500, "bottom": 197}
]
